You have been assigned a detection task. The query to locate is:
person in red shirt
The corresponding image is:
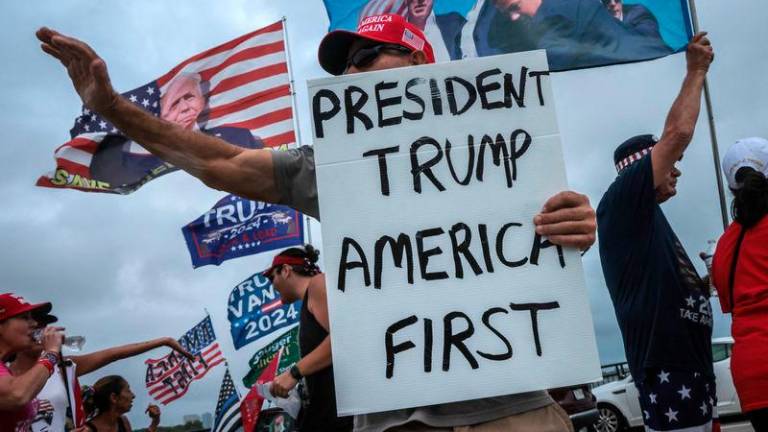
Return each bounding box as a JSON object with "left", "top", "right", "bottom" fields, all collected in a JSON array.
[
  {"left": 9, "top": 311, "right": 192, "bottom": 432},
  {"left": 0, "top": 293, "right": 63, "bottom": 432},
  {"left": 711, "top": 137, "right": 768, "bottom": 430}
]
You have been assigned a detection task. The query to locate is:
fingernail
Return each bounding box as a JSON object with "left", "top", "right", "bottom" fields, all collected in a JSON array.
[{"left": 533, "top": 215, "right": 542, "bottom": 225}]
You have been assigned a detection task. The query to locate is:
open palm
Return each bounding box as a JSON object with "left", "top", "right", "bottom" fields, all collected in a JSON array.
[{"left": 36, "top": 27, "right": 117, "bottom": 112}]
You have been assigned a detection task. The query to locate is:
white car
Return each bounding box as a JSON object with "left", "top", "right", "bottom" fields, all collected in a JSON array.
[{"left": 592, "top": 337, "right": 740, "bottom": 431}]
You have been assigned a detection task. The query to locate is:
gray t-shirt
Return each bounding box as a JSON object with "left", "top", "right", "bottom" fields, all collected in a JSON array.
[
  {"left": 272, "top": 146, "right": 320, "bottom": 220},
  {"left": 271, "top": 146, "right": 555, "bottom": 430}
]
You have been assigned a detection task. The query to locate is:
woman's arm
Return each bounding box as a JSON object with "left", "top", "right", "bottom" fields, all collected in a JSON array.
[
  {"left": 0, "top": 327, "right": 63, "bottom": 408},
  {"left": 296, "top": 336, "right": 332, "bottom": 377},
  {"left": 70, "top": 337, "right": 193, "bottom": 377},
  {"left": 0, "top": 366, "right": 50, "bottom": 409},
  {"left": 270, "top": 336, "right": 333, "bottom": 399},
  {"left": 270, "top": 280, "right": 333, "bottom": 398},
  {"left": 145, "top": 405, "right": 161, "bottom": 432}
]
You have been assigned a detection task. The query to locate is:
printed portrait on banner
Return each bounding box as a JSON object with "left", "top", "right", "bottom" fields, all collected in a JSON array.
[{"left": 322, "top": 0, "right": 692, "bottom": 71}]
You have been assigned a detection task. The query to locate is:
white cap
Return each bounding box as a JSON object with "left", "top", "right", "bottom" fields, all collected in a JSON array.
[{"left": 722, "top": 137, "right": 768, "bottom": 189}]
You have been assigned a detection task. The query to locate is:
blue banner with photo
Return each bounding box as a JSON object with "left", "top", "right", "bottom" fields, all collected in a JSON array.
[
  {"left": 322, "top": 0, "right": 693, "bottom": 71},
  {"left": 228, "top": 272, "right": 302, "bottom": 350},
  {"left": 182, "top": 195, "right": 304, "bottom": 268}
]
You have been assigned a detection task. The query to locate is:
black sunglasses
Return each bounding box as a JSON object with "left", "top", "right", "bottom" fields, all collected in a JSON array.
[
  {"left": 345, "top": 44, "right": 413, "bottom": 73},
  {"left": 264, "top": 266, "right": 278, "bottom": 282}
]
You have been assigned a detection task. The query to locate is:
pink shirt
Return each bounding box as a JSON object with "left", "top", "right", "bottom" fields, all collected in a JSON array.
[{"left": 0, "top": 362, "right": 38, "bottom": 432}]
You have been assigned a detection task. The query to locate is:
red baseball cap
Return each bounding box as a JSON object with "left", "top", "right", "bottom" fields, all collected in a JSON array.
[
  {"left": 260, "top": 255, "right": 307, "bottom": 279},
  {"left": 318, "top": 13, "right": 436, "bottom": 76},
  {"left": 0, "top": 293, "right": 52, "bottom": 322}
]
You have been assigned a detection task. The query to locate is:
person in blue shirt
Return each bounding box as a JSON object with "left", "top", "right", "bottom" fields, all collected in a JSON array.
[{"left": 597, "top": 33, "right": 716, "bottom": 431}]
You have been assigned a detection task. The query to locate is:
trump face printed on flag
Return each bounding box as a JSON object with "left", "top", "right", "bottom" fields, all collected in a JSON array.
[
  {"left": 87, "top": 73, "right": 263, "bottom": 193},
  {"left": 36, "top": 22, "right": 298, "bottom": 195},
  {"left": 160, "top": 74, "right": 207, "bottom": 130}
]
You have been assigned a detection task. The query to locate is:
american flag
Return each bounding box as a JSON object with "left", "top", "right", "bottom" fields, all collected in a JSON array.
[
  {"left": 37, "top": 20, "right": 296, "bottom": 194},
  {"left": 32, "top": 398, "right": 55, "bottom": 426},
  {"left": 145, "top": 316, "right": 225, "bottom": 405},
  {"left": 212, "top": 369, "right": 243, "bottom": 432}
]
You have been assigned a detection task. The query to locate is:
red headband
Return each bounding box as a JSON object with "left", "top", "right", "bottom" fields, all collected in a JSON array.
[
  {"left": 271, "top": 256, "right": 305, "bottom": 267},
  {"left": 262, "top": 255, "right": 307, "bottom": 277}
]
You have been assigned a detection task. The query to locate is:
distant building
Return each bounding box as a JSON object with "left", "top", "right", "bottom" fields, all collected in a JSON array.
[
  {"left": 183, "top": 414, "right": 202, "bottom": 425},
  {"left": 202, "top": 412, "right": 213, "bottom": 428}
]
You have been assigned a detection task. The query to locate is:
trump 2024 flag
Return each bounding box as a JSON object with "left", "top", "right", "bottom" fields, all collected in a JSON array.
[{"left": 182, "top": 194, "right": 304, "bottom": 268}]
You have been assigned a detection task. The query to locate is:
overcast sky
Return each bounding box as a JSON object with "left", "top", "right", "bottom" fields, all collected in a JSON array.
[{"left": 2, "top": 0, "right": 767, "bottom": 427}]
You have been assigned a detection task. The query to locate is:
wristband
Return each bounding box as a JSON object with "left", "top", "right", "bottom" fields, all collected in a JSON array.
[
  {"left": 38, "top": 351, "right": 60, "bottom": 374},
  {"left": 37, "top": 359, "right": 53, "bottom": 375},
  {"left": 41, "top": 350, "right": 60, "bottom": 362},
  {"left": 289, "top": 365, "right": 303, "bottom": 380}
]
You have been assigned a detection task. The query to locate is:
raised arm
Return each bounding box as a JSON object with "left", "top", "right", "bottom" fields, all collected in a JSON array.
[
  {"left": 69, "top": 337, "right": 194, "bottom": 377},
  {"left": 651, "top": 32, "right": 714, "bottom": 187},
  {"left": 36, "top": 27, "right": 280, "bottom": 203},
  {"left": 145, "top": 405, "right": 161, "bottom": 432}
]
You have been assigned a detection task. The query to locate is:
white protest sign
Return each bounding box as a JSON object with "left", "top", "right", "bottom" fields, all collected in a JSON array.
[{"left": 308, "top": 50, "right": 601, "bottom": 415}]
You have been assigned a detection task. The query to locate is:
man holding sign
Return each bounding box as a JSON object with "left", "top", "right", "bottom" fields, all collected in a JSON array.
[
  {"left": 37, "top": 14, "right": 597, "bottom": 431},
  {"left": 312, "top": 13, "right": 600, "bottom": 431}
]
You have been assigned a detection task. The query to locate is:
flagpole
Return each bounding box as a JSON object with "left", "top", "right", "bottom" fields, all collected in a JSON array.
[
  {"left": 303, "top": 210, "right": 313, "bottom": 245},
  {"left": 282, "top": 16, "right": 314, "bottom": 245},
  {"left": 282, "top": 17, "right": 302, "bottom": 147},
  {"left": 687, "top": 0, "right": 729, "bottom": 230}
]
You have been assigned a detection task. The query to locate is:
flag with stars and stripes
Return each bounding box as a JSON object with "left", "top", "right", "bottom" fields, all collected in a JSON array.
[
  {"left": 212, "top": 369, "right": 244, "bottom": 432},
  {"left": 37, "top": 20, "right": 296, "bottom": 195},
  {"left": 145, "top": 316, "right": 225, "bottom": 405}
]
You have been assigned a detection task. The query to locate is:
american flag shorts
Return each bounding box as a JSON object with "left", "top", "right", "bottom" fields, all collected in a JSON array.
[{"left": 636, "top": 369, "right": 717, "bottom": 431}]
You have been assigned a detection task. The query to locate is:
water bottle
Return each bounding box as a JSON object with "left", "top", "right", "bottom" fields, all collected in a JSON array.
[
  {"left": 700, "top": 239, "right": 717, "bottom": 296},
  {"left": 63, "top": 336, "right": 86, "bottom": 352},
  {"left": 31, "top": 329, "right": 87, "bottom": 352},
  {"left": 702, "top": 239, "right": 717, "bottom": 269}
]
